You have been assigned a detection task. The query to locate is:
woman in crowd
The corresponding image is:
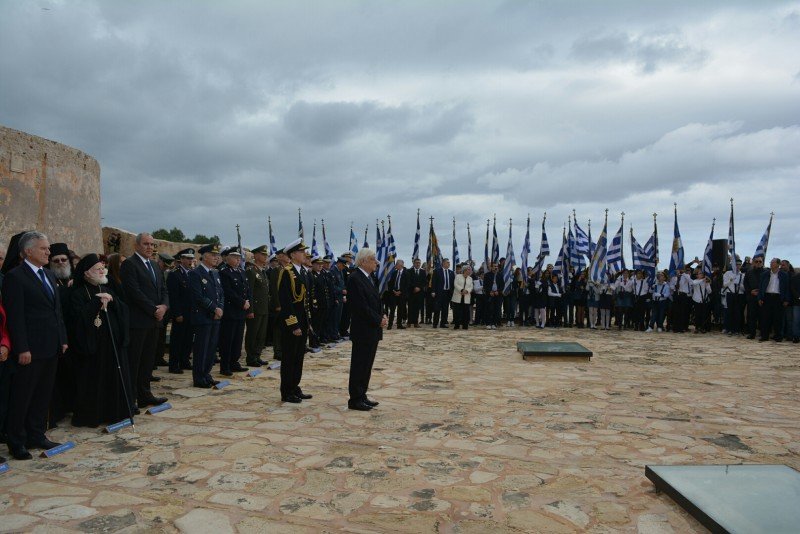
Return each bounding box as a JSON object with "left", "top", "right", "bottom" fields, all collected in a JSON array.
[
  {"left": 599, "top": 280, "right": 613, "bottom": 330},
  {"left": 547, "top": 273, "right": 562, "bottom": 327},
  {"left": 572, "top": 271, "right": 587, "bottom": 328},
  {"left": 452, "top": 264, "right": 473, "bottom": 330},
  {"left": 587, "top": 278, "right": 601, "bottom": 329},
  {"left": 614, "top": 270, "right": 634, "bottom": 330},
  {"left": 691, "top": 268, "right": 712, "bottom": 334},
  {"left": 647, "top": 272, "right": 671, "bottom": 332}
]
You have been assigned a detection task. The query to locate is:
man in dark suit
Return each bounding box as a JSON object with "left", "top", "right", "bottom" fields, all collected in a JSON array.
[
  {"left": 407, "top": 258, "right": 426, "bottom": 328},
  {"left": 120, "top": 233, "right": 168, "bottom": 408},
  {"left": 758, "top": 257, "right": 790, "bottom": 342},
  {"left": 3, "top": 231, "right": 68, "bottom": 460},
  {"left": 346, "top": 248, "right": 387, "bottom": 411},
  {"left": 277, "top": 239, "right": 312, "bottom": 403},
  {"left": 166, "top": 248, "right": 195, "bottom": 374},
  {"left": 387, "top": 259, "right": 409, "bottom": 329},
  {"left": 218, "top": 247, "right": 251, "bottom": 376},
  {"left": 189, "top": 244, "right": 224, "bottom": 388},
  {"left": 431, "top": 258, "right": 455, "bottom": 328}
]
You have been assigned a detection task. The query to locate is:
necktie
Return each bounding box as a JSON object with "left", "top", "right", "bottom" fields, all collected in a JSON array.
[
  {"left": 396, "top": 270, "right": 401, "bottom": 290},
  {"left": 443, "top": 270, "right": 448, "bottom": 290},
  {"left": 38, "top": 268, "right": 54, "bottom": 300},
  {"left": 145, "top": 259, "right": 156, "bottom": 284}
]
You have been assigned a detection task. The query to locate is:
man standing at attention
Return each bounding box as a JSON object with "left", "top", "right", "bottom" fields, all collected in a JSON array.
[{"left": 346, "top": 248, "right": 387, "bottom": 411}]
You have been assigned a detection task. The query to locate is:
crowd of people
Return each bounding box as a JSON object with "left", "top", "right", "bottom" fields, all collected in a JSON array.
[{"left": 0, "top": 228, "right": 796, "bottom": 464}]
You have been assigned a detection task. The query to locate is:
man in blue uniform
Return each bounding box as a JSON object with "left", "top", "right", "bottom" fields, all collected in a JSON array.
[
  {"left": 218, "top": 246, "right": 251, "bottom": 376},
  {"left": 189, "top": 244, "right": 223, "bottom": 388},
  {"left": 167, "top": 248, "right": 195, "bottom": 374}
]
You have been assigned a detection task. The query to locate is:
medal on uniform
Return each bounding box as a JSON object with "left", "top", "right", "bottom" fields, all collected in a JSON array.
[{"left": 94, "top": 315, "right": 103, "bottom": 328}]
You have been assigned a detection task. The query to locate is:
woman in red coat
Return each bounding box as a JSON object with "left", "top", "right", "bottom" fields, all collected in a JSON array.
[{"left": 0, "top": 301, "right": 11, "bottom": 464}]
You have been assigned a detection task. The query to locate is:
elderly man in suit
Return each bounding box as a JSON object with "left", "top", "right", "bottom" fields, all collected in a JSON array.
[
  {"left": 3, "top": 231, "right": 68, "bottom": 460},
  {"left": 120, "top": 232, "right": 168, "bottom": 408},
  {"left": 387, "top": 259, "right": 409, "bottom": 329},
  {"left": 758, "top": 257, "right": 790, "bottom": 342},
  {"left": 346, "top": 247, "right": 388, "bottom": 411},
  {"left": 432, "top": 258, "right": 455, "bottom": 328}
]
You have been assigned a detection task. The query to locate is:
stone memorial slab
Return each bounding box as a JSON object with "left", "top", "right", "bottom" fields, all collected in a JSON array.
[
  {"left": 517, "top": 341, "right": 592, "bottom": 361},
  {"left": 645, "top": 464, "right": 800, "bottom": 533}
]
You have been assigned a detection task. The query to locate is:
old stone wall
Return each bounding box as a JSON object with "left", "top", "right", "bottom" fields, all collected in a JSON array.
[
  {"left": 0, "top": 125, "right": 102, "bottom": 255},
  {"left": 103, "top": 226, "right": 204, "bottom": 258}
]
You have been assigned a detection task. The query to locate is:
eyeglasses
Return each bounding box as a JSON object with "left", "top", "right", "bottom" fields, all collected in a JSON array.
[{"left": 51, "top": 258, "right": 70, "bottom": 264}]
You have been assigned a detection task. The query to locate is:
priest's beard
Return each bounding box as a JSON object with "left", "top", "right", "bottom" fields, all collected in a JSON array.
[
  {"left": 86, "top": 273, "right": 109, "bottom": 286},
  {"left": 51, "top": 263, "right": 72, "bottom": 281}
]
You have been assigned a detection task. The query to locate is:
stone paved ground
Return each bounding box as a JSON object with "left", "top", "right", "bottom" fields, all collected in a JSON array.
[{"left": 1, "top": 326, "right": 799, "bottom": 533}]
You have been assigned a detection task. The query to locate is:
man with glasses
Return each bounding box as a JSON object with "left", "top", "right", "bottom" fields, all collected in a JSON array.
[{"left": 744, "top": 256, "right": 765, "bottom": 339}]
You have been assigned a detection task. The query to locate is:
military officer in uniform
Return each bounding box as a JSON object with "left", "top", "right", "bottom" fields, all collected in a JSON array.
[
  {"left": 339, "top": 251, "right": 355, "bottom": 338},
  {"left": 167, "top": 248, "right": 195, "bottom": 374},
  {"left": 269, "top": 249, "right": 289, "bottom": 361},
  {"left": 218, "top": 246, "right": 251, "bottom": 376},
  {"left": 245, "top": 245, "right": 270, "bottom": 367},
  {"left": 189, "top": 244, "right": 223, "bottom": 388},
  {"left": 277, "top": 239, "right": 313, "bottom": 403}
]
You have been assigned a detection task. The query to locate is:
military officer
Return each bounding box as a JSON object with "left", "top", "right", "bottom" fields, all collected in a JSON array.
[
  {"left": 309, "top": 256, "right": 329, "bottom": 349},
  {"left": 339, "top": 251, "right": 355, "bottom": 338},
  {"left": 245, "top": 245, "right": 270, "bottom": 367},
  {"left": 328, "top": 257, "right": 346, "bottom": 341},
  {"left": 167, "top": 248, "right": 195, "bottom": 374},
  {"left": 218, "top": 246, "right": 251, "bottom": 376},
  {"left": 189, "top": 244, "right": 223, "bottom": 388},
  {"left": 277, "top": 239, "right": 312, "bottom": 403},
  {"left": 269, "top": 249, "right": 289, "bottom": 361}
]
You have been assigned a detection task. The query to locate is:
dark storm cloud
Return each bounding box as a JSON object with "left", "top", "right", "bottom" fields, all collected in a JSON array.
[{"left": 0, "top": 0, "right": 798, "bottom": 263}]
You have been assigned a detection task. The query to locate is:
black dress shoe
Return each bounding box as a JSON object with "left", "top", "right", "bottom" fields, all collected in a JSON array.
[
  {"left": 0, "top": 455, "right": 5, "bottom": 463},
  {"left": 181, "top": 364, "right": 193, "bottom": 370},
  {"left": 348, "top": 401, "right": 372, "bottom": 411},
  {"left": 747, "top": 334, "right": 756, "bottom": 339},
  {"left": 296, "top": 391, "right": 313, "bottom": 400},
  {"left": 193, "top": 382, "right": 212, "bottom": 389},
  {"left": 220, "top": 370, "right": 233, "bottom": 377},
  {"left": 150, "top": 376, "right": 161, "bottom": 382},
  {"left": 282, "top": 395, "right": 302, "bottom": 403},
  {"left": 168, "top": 368, "right": 184, "bottom": 374},
  {"left": 8, "top": 445, "right": 32, "bottom": 460},
  {"left": 231, "top": 365, "right": 249, "bottom": 372},
  {"left": 27, "top": 438, "right": 61, "bottom": 450},
  {"left": 133, "top": 407, "right": 141, "bottom": 415},
  {"left": 211, "top": 379, "right": 221, "bottom": 386},
  {"left": 139, "top": 396, "right": 167, "bottom": 407},
  {"left": 363, "top": 397, "right": 379, "bottom": 407}
]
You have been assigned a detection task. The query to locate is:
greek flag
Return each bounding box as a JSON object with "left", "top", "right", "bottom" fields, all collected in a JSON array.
[
  {"left": 574, "top": 219, "right": 590, "bottom": 257},
  {"left": 553, "top": 228, "right": 570, "bottom": 289},
  {"left": 589, "top": 215, "right": 608, "bottom": 283},
  {"left": 568, "top": 221, "right": 585, "bottom": 272},
  {"left": 268, "top": 217, "right": 277, "bottom": 255},
  {"left": 298, "top": 209, "right": 304, "bottom": 241},
  {"left": 380, "top": 218, "right": 397, "bottom": 293},
  {"left": 502, "top": 221, "right": 516, "bottom": 295},
  {"left": 452, "top": 219, "right": 460, "bottom": 266},
  {"left": 375, "top": 222, "right": 386, "bottom": 284},
  {"left": 349, "top": 225, "right": 359, "bottom": 257},
  {"left": 363, "top": 226, "right": 369, "bottom": 249},
  {"left": 310, "top": 221, "right": 319, "bottom": 257},
  {"left": 631, "top": 229, "right": 656, "bottom": 280},
  {"left": 728, "top": 202, "right": 737, "bottom": 274},
  {"left": 753, "top": 213, "right": 773, "bottom": 260},
  {"left": 588, "top": 221, "right": 595, "bottom": 259},
  {"left": 702, "top": 219, "right": 715, "bottom": 277},
  {"left": 412, "top": 210, "right": 421, "bottom": 260},
  {"left": 491, "top": 217, "right": 500, "bottom": 264},
  {"left": 520, "top": 215, "right": 531, "bottom": 277},
  {"left": 668, "top": 206, "right": 684, "bottom": 276},
  {"left": 644, "top": 220, "right": 658, "bottom": 269},
  {"left": 540, "top": 214, "right": 550, "bottom": 258},
  {"left": 607, "top": 220, "right": 625, "bottom": 274},
  {"left": 484, "top": 219, "right": 490, "bottom": 270},
  {"left": 322, "top": 219, "right": 335, "bottom": 260}
]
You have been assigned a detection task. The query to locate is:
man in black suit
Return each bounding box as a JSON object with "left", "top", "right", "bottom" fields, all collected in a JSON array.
[
  {"left": 3, "top": 231, "right": 68, "bottom": 460},
  {"left": 120, "top": 233, "right": 168, "bottom": 408},
  {"left": 407, "top": 258, "right": 426, "bottom": 328},
  {"left": 431, "top": 258, "right": 455, "bottom": 328},
  {"left": 346, "top": 247, "right": 388, "bottom": 411},
  {"left": 387, "top": 259, "right": 409, "bottom": 329}
]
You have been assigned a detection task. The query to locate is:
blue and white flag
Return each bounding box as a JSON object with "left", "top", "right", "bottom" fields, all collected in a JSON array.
[
  {"left": 702, "top": 219, "right": 715, "bottom": 277},
  {"left": 375, "top": 221, "right": 386, "bottom": 285},
  {"left": 452, "top": 219, "right": 460, "bottom": 266},
  {"left": 568, "top": 219, "right": 585, "bottom": 272},
  {"left": 644, "top": 222, "right": 658, "bottom": 270},
  {"left": 380, "top": 218, "right": 397, "bottom": 293},
  {"left": 310, "top": 221, "right": 319, "bottom": 257},
  {"left": 589, "top": 214, "right": 609, "bottom": 283},
  {"left": 587, "top": 220, "right": 595, "bottom": 259},
  {"left": 491, "top": 216, "right": 500, "bottom": 264},
  {"left": 484, "top": 219, "right": 490, "bottom": 270},
  {"left": 412, "top": 210, "right": 421, "bottom": 260},
  {"left": 728, "top": 201, "right": 737, "bottom": 274},
  {"left": 298, "top": 209, "right": 304, "bottom": 241},
  {"left": 540, "top": 214, "right": 550, "bottom": 258},
  {"left": 268, "top": 217, "right": 277, "bottom": 255},
  {"left": 753, "top": 213, "right": 773, "bottom": 260},
  {"left": 520, "top": 215, "right": 531, "bottom": 277},
  {"left": 553, "top": 228, "right": 570, "bottom": 289},
  {"left": 349, "top": 225, "right": 359, "bottom": 257},
  {"left": 467, "top": 222, "right": 473, "bottom": 265},
  {"left": 631, "top": 229, "right": 656, "bottom": 280},
  {"left": 668, "top": 205, "right": 685, "bottom": 276},
  {"left": 607, "top": 217, "right": 626, "bottom": 275},
  {"left": 502, "top": 221, "right": 516, "bottom": 295},
  {"left": 363, "top": 226, "right": 369, "bottom": 249},
  {"left": 322, "top": 219, "right": 335, "bottom": 260},
  {"left": 574, "top": 217, "right": 590, "bottom": 258}
]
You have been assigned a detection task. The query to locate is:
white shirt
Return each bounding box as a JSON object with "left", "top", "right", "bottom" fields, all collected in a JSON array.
[
  {"left": 633, "top": 279, "right": 650, "bottom": 296},
  {"left": 678, "top": 273, "right": 692, "bottom": 294},
  {"left": 722, "top": 271, "right": 744, "bottom": 295},
  {"left": 766, "top": 270, "right": 780, "bottom": 294},
  {"left": 652, "top": 282, "right": 671, "bottom": 301},
  {"left": 691, "top": 278, "right": 711, "bottom": 303},
  {"left": 616, "top": 278, "right": 634, "bottom": 293}
]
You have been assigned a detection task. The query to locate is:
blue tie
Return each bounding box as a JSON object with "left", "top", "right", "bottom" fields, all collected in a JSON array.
[
  {"left": 38, "top": 268, "right": 54, "bottom": 300},
  {"left": 145, "top": 259, "right": 156, "bottom": 284}
]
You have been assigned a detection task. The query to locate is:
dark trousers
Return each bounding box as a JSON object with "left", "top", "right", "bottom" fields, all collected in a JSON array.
[
  {"left": 725, "top": 293, "right": 744, "bottom": 333},
  {"left": 484, "top": 295, "right": 501, "bottom": 325},
  {"left": 327, "top": 303, "right": 342, "bottom": 340},
  {"left": 265, "top": 313, "right": 276, "bottom": 346},
  {"left": 433, "top": 292, "right": 452, "bottom": 326},
  {"left": 425, "top": 293, "right": 434, "bottom": 323},
  {"left": 672, "top": 294, "right": 690, "bottom": 332},
  {"left": 7, "top": 356, "right": 57, "bottom": 448},
  {"left": 388, "top": 296, "right": 407, "bottom": 327},
  {"left": 192, "top": 321, "right": 219, "bottom": 386},
  {"left": 219, "top": 319, "right": 245, "bottom": 372},
  {"left": 348, "top": 337, "right": 378, "bottom": 403},
  {"left": 279, "top": 328, "right": 306, "bottom": 398},
  {"left": 168, "top": 319, "right": 193, "bottom": 371},
  {"left": 746, "top": 295, "right": 760, "bottom": 336},
  {"left": 650, "top": 300, "right": 667, "bottom": 329},
  {"left": 760, "top": 294, "right": 784, "bottom": 340},
  {"left": 694, "top": 302, "right": 708, "bottom": 332},
  {"left": 340, "top": 303, "right": 351, "bottom": 336},
  {"left": 453, "top": 302, "right": 470, "bottom": 328},
  {"left": 408, "top": 292, "right": 423, "bottom": 325},
  {"left": 245, "top": 313, "right": 269, "bottom": 363},
  {"left": 632, "top": 297, "right": 648, "bottom": 330},
  {"left": 0, "top": 360, "right": 13, "bottom": 439},
  {"left": 128, "top": 327, "right": 158, "bottom": 403},
  {"left": 154, "top": 324, "right": 167, "bottom": 367}
]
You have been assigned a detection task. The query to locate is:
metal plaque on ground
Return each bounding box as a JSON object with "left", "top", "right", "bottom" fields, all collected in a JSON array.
[
  {"left": 517, "top": 341, "right": 592, "bottom": 361},
  {"left": 646, "top": 464, "right": 800, "bottom": 533}
]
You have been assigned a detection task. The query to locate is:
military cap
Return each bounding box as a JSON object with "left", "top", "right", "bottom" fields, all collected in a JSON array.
[
  {"left": 176, "top": 248, "right": 195, "bottom": 258},
  {"left": 283, "top": 238, "right": 308, "bottom": 256},
  {"left": 311, "top": 255, "right": 324, "bottom": 264},
  {"left": 342, "top": 251, "right": 355, "bottom": 259},
  {"left": 158, "top": 252, "right": 175, "bottom": 263},
  {"left": 198, "top": 244, "right": 221, "bottom": 255},
  {"left": 322, "top": 256, "right": 332, "bottom": 263},
  {"left": 221, "top": 246, "right": 242, "bottom": 257},
  {"left": 268, "top": 253, "right": 277, "bottom": 261},
  {"left": 337, "top": 256, "right": 348, "bottom": 264},
  {"left": 252, "top": 245, "right": 269, "bottom": 254}
]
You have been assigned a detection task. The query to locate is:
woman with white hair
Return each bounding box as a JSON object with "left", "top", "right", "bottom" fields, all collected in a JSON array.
[{"left": 451, "top": 263, "right": 474, "bottom": 330}]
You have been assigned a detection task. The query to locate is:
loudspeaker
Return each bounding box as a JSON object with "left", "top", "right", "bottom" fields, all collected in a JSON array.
[{"left": 712, "top": 239, "right": 728, "bottom": 270}]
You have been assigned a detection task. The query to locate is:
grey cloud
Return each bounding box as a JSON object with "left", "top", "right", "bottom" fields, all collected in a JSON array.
[{"left": 571, "top": 29, "right": 707, "bottom": 72}]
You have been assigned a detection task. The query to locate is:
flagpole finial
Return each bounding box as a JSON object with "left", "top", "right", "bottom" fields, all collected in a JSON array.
[
  {"left": 653, "top": 212, "right": 657, "bottom": 220},
  {"left": 543, "top": 211, "right": 547, "bottom": 221},
  {"left": 730, "top": 198, "right": 734, "bottom": 205},
  {"left": 770, "top": 211, "right": 774, "bottom": 217}
]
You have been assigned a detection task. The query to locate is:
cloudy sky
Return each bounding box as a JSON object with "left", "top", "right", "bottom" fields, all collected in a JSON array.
[{"left": 1, "top": 1, "right": 799, "bottom": 264}]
